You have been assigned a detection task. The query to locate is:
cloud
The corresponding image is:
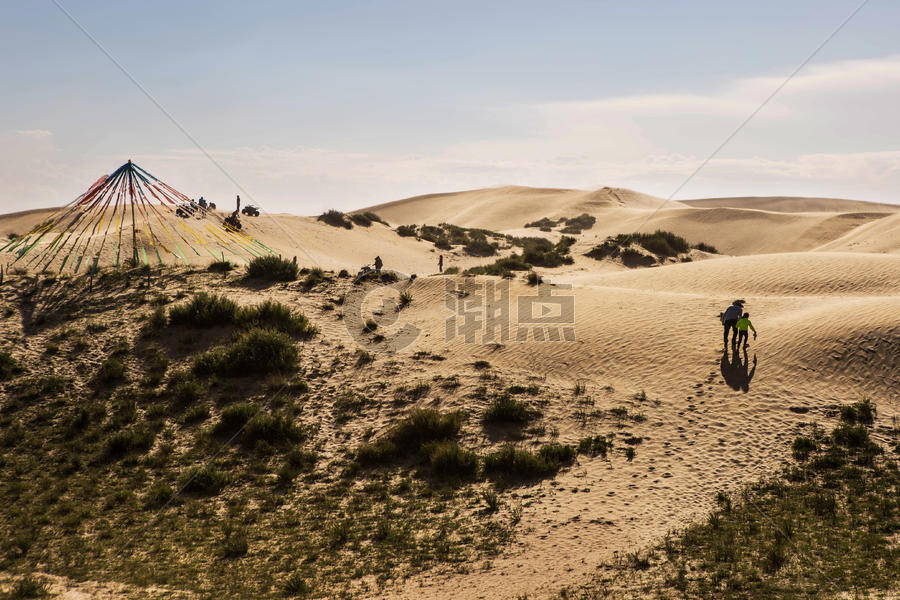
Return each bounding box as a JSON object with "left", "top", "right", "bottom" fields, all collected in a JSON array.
[
  {"left": 3, "top": 55, "right": 900, "bottom": 212},
  {"left": 538, "top": 54, "right": 900, "bottom": 122}
]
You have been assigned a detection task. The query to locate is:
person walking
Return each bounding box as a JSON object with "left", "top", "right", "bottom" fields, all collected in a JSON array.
[
  {"left": 721, "top": 300, "right": 744, "bottom": 347},
  {"left": 736, "top": 312, "right": 757, "bottom": 348},
  {"left": 438, "top": 254, "right": 443, "bottom": 273}
]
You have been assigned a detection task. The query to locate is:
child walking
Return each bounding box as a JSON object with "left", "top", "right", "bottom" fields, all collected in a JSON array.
[{"left": 736, "top": 313, "right": 757, "bottom": 347}]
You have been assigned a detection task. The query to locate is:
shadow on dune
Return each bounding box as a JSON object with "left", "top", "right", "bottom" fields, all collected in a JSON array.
[{"left": 721, "top": 347, "right": 757, "bottom": 392}]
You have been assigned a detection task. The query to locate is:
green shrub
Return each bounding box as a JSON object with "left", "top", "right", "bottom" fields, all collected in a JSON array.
[
  {"left": 6, "top": 575, "right": 48, "bottom": 599},
  {"left": 560, "top": 213, "right": 596, "bottom": 233},
  {"left": 283, "top": 573, "right": 313, "bottom": 597},
  {"left": 238, "top": 300, "right": 317, "bottom": 337},
  {"left": 831, "top": 423, "right": 873, "bottom": 449},
  {"left": 317, "top": 209, "right": 352, "bottom": 229},
  {"left": 423, "top": 441, "right": 478, "bottom": 478},
  {"left": 104, "top": 427, "right": 156, "bottom": 459},
  {"left": 181, "top": 404, "right": 210, "bottom": 425},
  {"left": 245, "top": 255, "right": 299, "bottom": 282},
  {"left": 396, "top": 224, "right": 417, "bottom": 237},
  {"left": 389, "top": 409, "right": 464, "bottom": 451},
  {"left": 334, "top": 391, "right": 368, "bottom": 423},
  {"left": 194, "top": 328, "right": 298, "bottom": 376},
  {"left": 578, "top": 435, "right": 611, "bottom": 457},
  {"left": 538, "top": 443, "right": 576, "bottom": 464},
  {"left": 482, "top": 394, "right": 539, "bottom": 425},
  {"left": 167, "top": 370, "right": 203, "bottom": 408},
  {"left": 463, "top": 235, "right": 497, "bottom": 257},
  {"left": 243, "top": 412, "right": 305, "bottom": 447},
  {"left": 626, "top": 231, "right": 690, "bottom": 257},
  {"left": 621, "top": 247, "right": 656, "bottom": 268},
  {"left": 212, "top": 403, "right": 260, "bottom": 438},
  {"left": 693, "top": 242, "right": 718, "bottom": 254},
  {"left": 285, "top": 448, "right": 318, "bottom": 471},
  {"left": 792, "top": 436, "right": 817, "bottom": 460},
  {"left": 207, "top": 260, "right": 235, "bottom": 273},
  {"left": 180, "top": 466, "right": 227, "bottom": 496},
  {"left": 482, "top": 444, "right": 572, "bottom": 479},
  {"left": 584, "top": 240, "right": 621, "bottom": 260},
  {"left": 143, "top": 481, "right": 174, "bottom": 509},
  {"left": 839, "top": 399, "right": 875, "bottom": 424},
  {"left": 525, "top": 217, "right": 563, "bottom": 229},
  {"left": 443, "top": 266, "right": 459, "bottom": 275},
  {"left": 394, "top": 383, "right": 430, "bottom": 404},
  {"left": 357, "top": 409, "right": 464, "bottom": 465},
  {"left": 97, "top": 357, "right": 127, "bottom": 385},
  {"left": 464, "top": 255, "right": 531, "bottom": 276},
  {"left": 143, "top": 306, "right": 167, "bottom": 334},
  {"left": 350, "top": 211, "right": 386, "bottom": 227},
  {"left": 10, "top": 375, "right": 67, "bottom": 400},
  {"left": 168, "top": 293, "right": 238, "bottom": 327},
  {"left": 522, "top": 248, "right": 573, "bottom": 268},
  {"left": 356, "top": 438, "right": 398, "bottom": 465},
  {"left": 300, "top": 267, "right": 326, "bottom": 292}
]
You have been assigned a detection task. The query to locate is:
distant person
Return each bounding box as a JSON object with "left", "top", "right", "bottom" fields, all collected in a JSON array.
[
  {"left": 438, "top": 254, "right": 443, "bottom": 273},
  {"left": 374, "top": 255, "right": 383, "bottom": 271},
  {"left": 736, "top": 313, "right": 757, "bottom": 348},
  {"left": 720, "top": 300, "right": 744, "bottom": 347}
]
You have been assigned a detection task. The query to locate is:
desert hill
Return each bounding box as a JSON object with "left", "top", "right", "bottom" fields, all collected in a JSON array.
[
  {"left": 1, "top": 185, "right": 899, "bottom": 599},
  {"left": 362, "top": 185, "right": 900, "bottom": 256},
  {"left": 681, "top": 195, "right": 899, "bottom": 213}
]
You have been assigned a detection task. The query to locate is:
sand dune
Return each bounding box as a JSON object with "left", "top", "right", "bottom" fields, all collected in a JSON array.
[
  {"left": 682, "top": 195, "right": 899, "bottom": 213},
  {"left": 369, "top": 264, "right": 899, "bottom": 598},
  {"left": 814, "top": 210, "right": 900, "bottom": 254},
  {"left": 2, "top": 185, "right": 899, "bottom": 599},
  {"left": 364, "top": 186, "right": 899, "bottom": 256},
  {"left": 572, "top": 252, "right": 900, "bottom": 296}
]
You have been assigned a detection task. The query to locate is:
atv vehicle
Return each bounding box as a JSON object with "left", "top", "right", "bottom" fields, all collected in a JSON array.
[
  {"left": 224, "top": 214, "right": 242, "bottom": 231},
  {"left": 175, "top": 203, "right": 196, "bottom": 218},
  {"left": 241, "top": 205, "right": 260, "bottom": 217}
]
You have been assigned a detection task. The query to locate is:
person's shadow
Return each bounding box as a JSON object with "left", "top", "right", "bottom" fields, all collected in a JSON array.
[{"left": 721, "top": 347, "right": 757, "bottom": 392}]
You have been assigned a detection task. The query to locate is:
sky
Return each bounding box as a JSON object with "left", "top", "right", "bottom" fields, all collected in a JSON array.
[{"left": 2, "top": 0, "right": 900, "bottom": 214}]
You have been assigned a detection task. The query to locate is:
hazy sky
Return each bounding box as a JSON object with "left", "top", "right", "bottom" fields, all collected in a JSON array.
[{"left": 2, "top": 0, "right": 899, "bottom": 214}]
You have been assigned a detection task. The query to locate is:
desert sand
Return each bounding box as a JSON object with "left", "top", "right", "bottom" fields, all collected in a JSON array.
[{"left": 1, "top": 185, "right": 898, "bottom": 598}]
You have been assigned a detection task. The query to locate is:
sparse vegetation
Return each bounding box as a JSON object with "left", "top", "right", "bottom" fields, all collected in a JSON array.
[
  {"left": 525, "top": 217, "right": 563, "bottom": 229},
  {"left": 482, "top": 443, "right": 575, "bottom": 480},
  {"left": 245, "top": 255, "right": 299, "bottom": 282},
  {"left": 179, "top": 465, "right": 228, "bottom": 496},
  {"left": 586, "top": 230, "right": 718, "bottom": 267},
  {"left": 423, "top": 440, "right": 479, "bottom": 478},
  {"left": 357, "top": 408, "right": 465, "bottom": 465},
  {"left": 398, "top": 290, "right": 412, "bottom": 309},
  {"left": 168, "top": 293, "right": 238, "bottom": 327},
  {"left": 349, "top": 211, "right": 386, "bottom": 227},
  {"left": 167, "top": 294, "right": 316, "bottom": 338},
  {"left": 207, "top": 259, "right": 235, "bottom": 273},
  {"left": 583, "top": 402, "right": 899, "bottom": 599},
  {"left": 0, "top": 350, "right": 23, "bottom": 381},
  {"left": 464, "top": 255, "right": 531, "bottom": 277},
  {"left": 482, "top": 394, "right": 540, "bottom": 425},
  {"left": 560, "top": 213, "right": 596, "bottom": 234},
  {"left": 194, "top": 328, "right": 298, "bottom": 376},
  {"left": 317, "top": 209, "right": 352, "bottom": 229}
]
